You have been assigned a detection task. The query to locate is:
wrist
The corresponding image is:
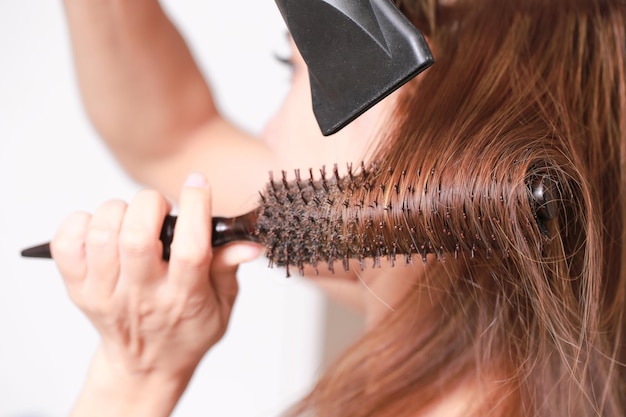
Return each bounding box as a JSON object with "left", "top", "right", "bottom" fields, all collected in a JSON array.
[{"left": 70, "top": 347, "right": 193, "bottom": 417}]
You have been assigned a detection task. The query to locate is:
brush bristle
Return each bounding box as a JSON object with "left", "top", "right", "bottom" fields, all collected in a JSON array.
[
  {"left": 254, "top": 164, "right": 551, "bottom": 276},
  {"left": 255, "top": 167, "right": 351, "bottom": 276},
  {"left": 20, "top": 165, "right": 555, "bottom": 272}
]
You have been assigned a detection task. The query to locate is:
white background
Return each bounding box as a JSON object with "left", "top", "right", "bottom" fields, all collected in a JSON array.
[{"left": 0, "top": 2, "right": 330, "bottom": 416}]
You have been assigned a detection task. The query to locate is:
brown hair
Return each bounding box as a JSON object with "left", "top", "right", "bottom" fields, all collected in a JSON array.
[{"left": 287, "top": 0, "right": 626, "bottom": 416}]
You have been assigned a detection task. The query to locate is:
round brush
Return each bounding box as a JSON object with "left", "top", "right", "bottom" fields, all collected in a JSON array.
[{"left": 21, "top": 164, "right": 557, "bottom": 276}]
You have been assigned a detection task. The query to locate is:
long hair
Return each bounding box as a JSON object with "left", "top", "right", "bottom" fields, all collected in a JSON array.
[{"left": 287, "top": 0, "right": 626, "bottom": 416}]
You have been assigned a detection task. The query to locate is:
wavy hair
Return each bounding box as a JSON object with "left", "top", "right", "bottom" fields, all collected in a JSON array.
[{"left": 287, "top": 1, "right": 626, "bottom": 416}]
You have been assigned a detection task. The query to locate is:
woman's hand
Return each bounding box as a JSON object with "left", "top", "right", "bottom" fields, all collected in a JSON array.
[{"left": 51, "top": 173, "right": 263, "bottom": 416}]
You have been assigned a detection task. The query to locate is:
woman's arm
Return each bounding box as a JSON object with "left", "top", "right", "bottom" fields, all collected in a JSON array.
[
  {"left": 70, "top": 347, "right": 191, "bottom": 417},
  {"left": 62, "top": 0, "right": 275, "bottom": 213},
  {"left": 62, "top": 0, "right": 216, "bottom": 164}
]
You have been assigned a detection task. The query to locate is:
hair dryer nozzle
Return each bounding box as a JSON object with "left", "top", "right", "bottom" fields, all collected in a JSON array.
[{"left": 275, "top": 0, "right": 434, "bottom": 136}]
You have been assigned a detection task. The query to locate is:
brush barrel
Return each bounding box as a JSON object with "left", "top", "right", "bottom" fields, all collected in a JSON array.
[{"left": 255, "top": 166, "right": 561, "bottom": 273}]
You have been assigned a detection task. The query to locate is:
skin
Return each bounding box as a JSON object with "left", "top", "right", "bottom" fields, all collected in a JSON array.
[
  {"left": 53, "top": 2, "right": 434, "bottom": 415},
  {"left": 52, "top": 175, "right": 263, "bottom": 416}
]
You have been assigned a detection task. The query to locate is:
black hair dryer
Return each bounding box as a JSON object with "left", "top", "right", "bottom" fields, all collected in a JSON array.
[{"left": 274, "top": 0, "right": 434, "bottom": 136}]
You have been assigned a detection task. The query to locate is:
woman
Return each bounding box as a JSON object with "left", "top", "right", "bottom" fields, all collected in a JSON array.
[{"left": 53, "top": 0, "right": 626, "bottom": 416}]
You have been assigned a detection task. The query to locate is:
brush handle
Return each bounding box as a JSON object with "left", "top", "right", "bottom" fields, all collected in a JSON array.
[{"left": 21, "top": 213, "right": 259, "bottom": 262}]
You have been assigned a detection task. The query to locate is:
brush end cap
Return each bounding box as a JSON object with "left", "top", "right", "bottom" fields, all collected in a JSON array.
[{"left": 21, "top": 243, "right": 52, "bottom": 259}]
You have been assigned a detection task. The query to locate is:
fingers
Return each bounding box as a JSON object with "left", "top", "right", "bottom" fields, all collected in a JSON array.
[
  {"left": 49, "top": 176, "right": 265, "bottom": 379},
  {"left": 51, "top": 211, "right": 91, "bottom": 284},
  {"left": 168, "top": 173, "right": 213, "bottom": 291},
  {"left": 118, "top": 190, "right": 171, "bottom": 287},
  {"left": 85, "top": 199, "right": 127, "bottom": 296},
  {"left": 167, "top": 173, "right": 264, "bottom": 306},
  {"left": 210, "top": 243, "right": 264, "bottom": 306},
  {"left": 52, "top": 172, "right": 262, "bottom": 313}
]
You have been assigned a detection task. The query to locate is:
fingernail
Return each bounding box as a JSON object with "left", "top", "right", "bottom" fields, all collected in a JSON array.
[
  {"left": 222, "top": 244, "right": 264, "bottom": 265},
  {"left": 184, "top": 172, "right": 208, "bottom": 188}
]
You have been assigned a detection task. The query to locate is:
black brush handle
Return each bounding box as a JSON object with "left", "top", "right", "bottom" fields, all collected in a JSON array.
[{"left": 21, "top": 213, "right": 259, "bottom": 262}]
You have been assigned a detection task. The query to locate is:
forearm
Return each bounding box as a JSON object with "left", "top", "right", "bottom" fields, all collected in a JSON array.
[
  {"left": 61, "top": 0, "right": 276, "bottom": 214},
  {"left": 70, "top": 347, "right": 192, "bottom": 417},
  {"left": 62, "top": 0, "right": 217, "bottom": 160}
]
